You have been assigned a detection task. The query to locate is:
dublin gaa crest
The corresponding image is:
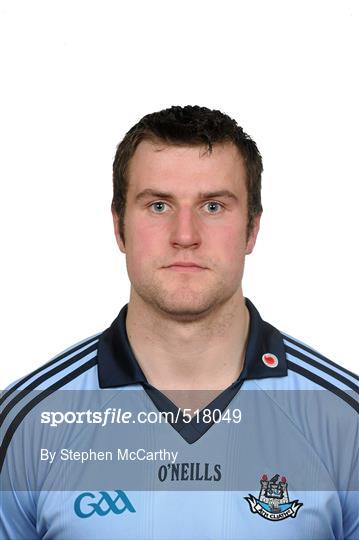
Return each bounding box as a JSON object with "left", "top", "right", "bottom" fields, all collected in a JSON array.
[{"left": 245, "top": 474, "right": 302, "bottom": 521}]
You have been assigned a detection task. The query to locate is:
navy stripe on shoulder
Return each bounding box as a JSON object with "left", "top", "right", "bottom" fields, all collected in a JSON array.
[
  {"left": 287, "top": 360, "right": 359, "bottom": 414},
  {"left": 284, "top": 343, "right": 358, "bottom": 393},
  {"left": 0, "top": 356, "right": 98, "bottom": 473},
  {"left": 283, "top": 333, "right": 358, "bottom": 381},
  {"left": 0, "top": 341, "right": 99, "bottom": 428},
  {"left": 0, "top": 334, "right": 101, "bottom": 406}
]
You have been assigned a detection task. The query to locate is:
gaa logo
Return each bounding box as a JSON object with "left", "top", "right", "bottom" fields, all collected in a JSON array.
[{"left": 74, "top": 490, "right": 136, "bottom": 518}]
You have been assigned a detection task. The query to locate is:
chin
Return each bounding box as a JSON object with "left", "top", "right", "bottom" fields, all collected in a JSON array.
[
  {"left": 132, "top": 278, "right": 236, "bottom": 319},
  {"left": 152, "top": 292, "right": 222, "bottom": 321}
]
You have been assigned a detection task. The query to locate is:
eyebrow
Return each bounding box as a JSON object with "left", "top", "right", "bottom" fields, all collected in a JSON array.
[{"left": 134, "top": 188, "right": 239, "bottom": 203}]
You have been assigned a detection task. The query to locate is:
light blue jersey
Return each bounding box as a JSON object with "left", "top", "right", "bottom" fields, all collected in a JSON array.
[{"left": 1, "top": 299, "right": 358, "bottom": 539}]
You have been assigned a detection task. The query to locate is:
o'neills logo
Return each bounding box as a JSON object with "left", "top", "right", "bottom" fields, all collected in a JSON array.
[{"left": 158, "top": 462, "right": 222, "bottom": 482}]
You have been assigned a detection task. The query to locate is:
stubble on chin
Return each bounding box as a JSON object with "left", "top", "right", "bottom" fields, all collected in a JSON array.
[{"left": 131, "top": 272, "right": 236, "bottom": 323}]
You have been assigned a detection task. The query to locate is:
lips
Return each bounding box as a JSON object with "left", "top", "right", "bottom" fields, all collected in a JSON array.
[
  {"left": 166, "top": 262, "right": 204, "bottom": 268},
  {"left": 164, "top": 262, "right": 206, "bottom": 272}
]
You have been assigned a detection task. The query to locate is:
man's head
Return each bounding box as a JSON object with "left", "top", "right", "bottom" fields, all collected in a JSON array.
[
  {"left": 112, "top": 105, "right": 263, "bottom": 245},
  {"left": 111, "top": 105, "right": 263, "bottom": 320}
]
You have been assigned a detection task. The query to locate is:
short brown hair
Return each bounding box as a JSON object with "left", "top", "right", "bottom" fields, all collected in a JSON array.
[{"left": 112, "top": 105, "right": 263, "bottom": 243}]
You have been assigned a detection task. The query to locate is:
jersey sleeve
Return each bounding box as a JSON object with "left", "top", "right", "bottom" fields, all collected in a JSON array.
[
  {"left": 342, "top": 425, "right": 359, "bottom": 540},
  {"left": 341, "top": 490, "right": 359, "bottom": 540},
  {"left": 0, "top": 421, "right": 41, "bottom": 539},
  {"left": 1, "top": 385, "right": 41, "bottom": 540},
  {"left": 0, "top": 490, "right": 40, "bottom": 540}
]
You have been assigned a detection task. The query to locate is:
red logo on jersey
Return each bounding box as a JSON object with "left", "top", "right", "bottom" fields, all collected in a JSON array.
[{"left": 262, "top": 353, "right": 279, "bottom": 368}]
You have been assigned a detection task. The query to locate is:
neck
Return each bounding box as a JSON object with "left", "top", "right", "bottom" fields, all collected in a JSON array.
[{"left": 125, "top": 288, "right": 250, "bottom": 391}]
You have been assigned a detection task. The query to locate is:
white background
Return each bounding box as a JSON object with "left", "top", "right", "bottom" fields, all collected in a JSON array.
[{"left": 1, "top": 0, "right": 358, "bottom": 386}]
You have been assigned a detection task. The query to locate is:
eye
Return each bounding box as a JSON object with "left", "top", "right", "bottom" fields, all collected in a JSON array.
[
  {"left": 149, "top": 201, "right": 168, "bottom": 213},
  {"left": 204, "top": 201, "right": 224, "bottom": 214}
]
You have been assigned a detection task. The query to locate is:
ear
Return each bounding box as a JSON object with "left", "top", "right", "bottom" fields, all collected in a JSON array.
[
  {"left": 111, "top": 206, "right": 126, "bottom": 253},
  {"left": 245, "top": 212, "right": 262, "bottom": 255}
]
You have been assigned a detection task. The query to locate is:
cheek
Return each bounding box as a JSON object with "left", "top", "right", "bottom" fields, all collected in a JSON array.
[
  {"left": 209, "top": 223, "right": 247, "bottom": 260},
  {"left": 206, "top": 224, "right": 247, "bottom": 284},
  {"left": 126, "top": 219, "right": 164, "bottom": 266}
]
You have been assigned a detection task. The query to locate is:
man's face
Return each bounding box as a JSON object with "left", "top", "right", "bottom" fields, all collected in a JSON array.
[{"left": 112, "top": 140, "right": 261, "bottom": 320}]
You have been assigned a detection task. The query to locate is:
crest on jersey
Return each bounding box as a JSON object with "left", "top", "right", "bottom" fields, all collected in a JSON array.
[
  {"left": 244, "top": 474, "right": 302, "bottom": 521},
  {"left": 262, "top": 353, "right": 279, "bottom": 368}
]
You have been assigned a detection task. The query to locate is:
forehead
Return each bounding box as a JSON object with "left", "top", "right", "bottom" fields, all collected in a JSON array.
[{"left": 127, "top": 140, "right": 246, "bottom": 195}]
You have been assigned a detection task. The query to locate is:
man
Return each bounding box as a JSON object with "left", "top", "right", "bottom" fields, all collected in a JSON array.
[{"left": 1, "top": 105, "right": 358, "bottom": 539}]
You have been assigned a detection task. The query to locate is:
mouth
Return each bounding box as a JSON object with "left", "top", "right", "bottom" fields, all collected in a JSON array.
[
  {"left": 164, "top": 263, "right": 207, "bottom": 273},
  {"left": 166, "top": 265, "right": 205, "bottom": 272}
]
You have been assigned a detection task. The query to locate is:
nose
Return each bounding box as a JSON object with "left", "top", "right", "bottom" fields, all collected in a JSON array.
[{"left": 169, "top": 206, "right": 201, "bottom": 249}]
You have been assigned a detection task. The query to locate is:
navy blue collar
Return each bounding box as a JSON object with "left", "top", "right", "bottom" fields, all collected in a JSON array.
[{"left": 97, "top": 298, "right": 287, "bottom": 389}]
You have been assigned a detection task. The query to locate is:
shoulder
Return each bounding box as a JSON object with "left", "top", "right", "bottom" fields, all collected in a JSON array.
[
  {"left": 282, "top": 331, "right": 357, "bottom": 383},
  {"left": 253, "top": 326, "right": 358, "bottom": 424},
  {"left": 2, "top": 331, "right": 102, "bottom": 399},
  {"left": 280, "top": 330, "right": 358, "bottom": 414},
  {"left": 0, "top": 331, "right": 103, "bottom": 473}
]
